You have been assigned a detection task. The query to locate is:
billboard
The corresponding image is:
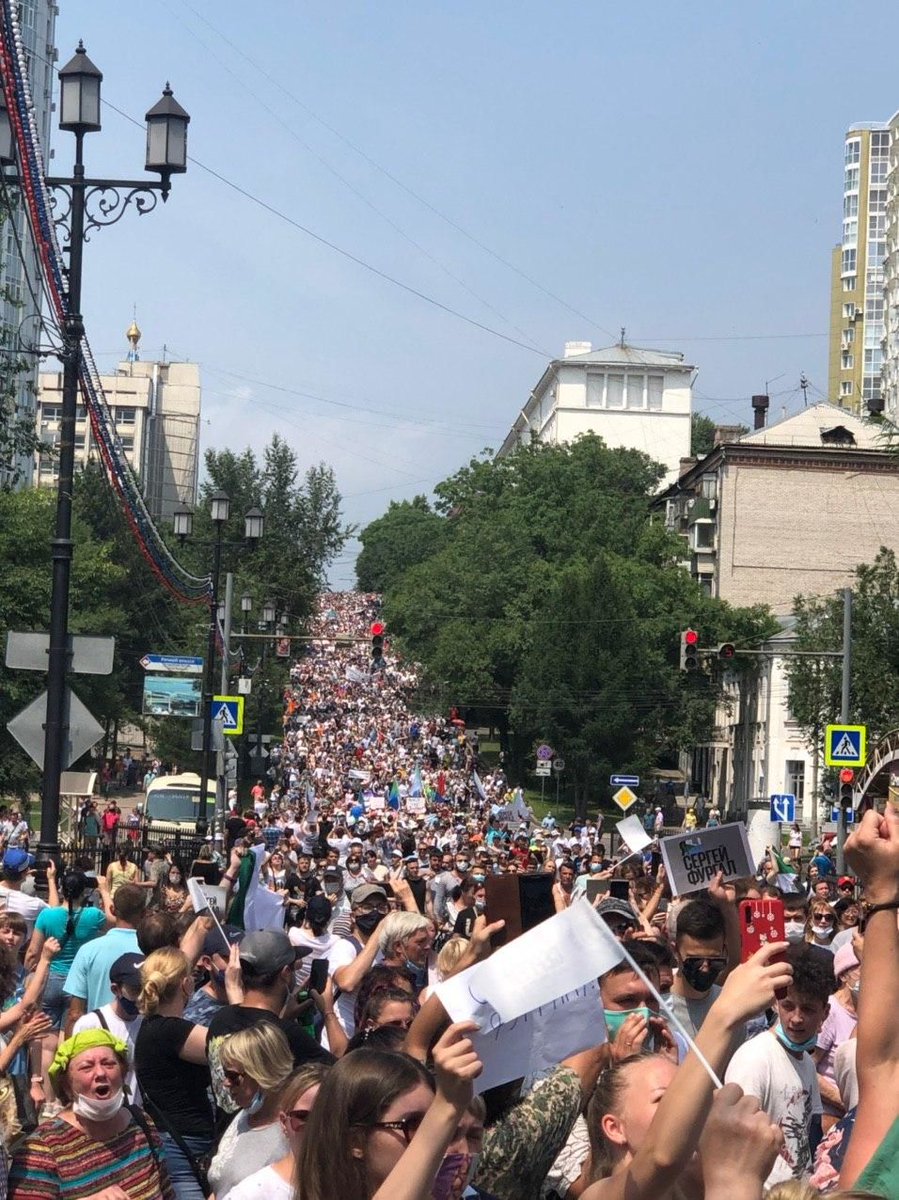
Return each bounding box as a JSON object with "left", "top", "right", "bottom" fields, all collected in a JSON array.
[{"left": 142, "top": 673, "right": 202, "bottom": 718}]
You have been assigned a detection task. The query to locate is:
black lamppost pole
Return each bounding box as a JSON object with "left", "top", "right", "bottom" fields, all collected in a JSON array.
[
  {"left": 256, "top": 600, "right": 276, "bottom": 768},
  {"left": 29, "top": 43, "right": 190, "bottom": 859},
  {"left": 174, "top": 498, "right": 263, "bottom": 835}
]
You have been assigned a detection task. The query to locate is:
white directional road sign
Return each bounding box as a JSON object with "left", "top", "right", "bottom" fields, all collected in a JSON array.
[
  {"left": 611, "top": 774, "right": 640, "bottom": 788},
  {"left": 824, "top": 724, "right": 866, "bottom": 768},
  {"left": 613, "top": 785, "right": 638, "bottom": 812},
  {"left": 535, "top": 762, "right": 551, "bottom": 777},
  {"left": 140, "top": 653, "right": 203, "bottom": 675},
  {"left": 6, "top": 632, "right": 115, "bottom": 675},
  {"left": 769, "top": 793, "right": 796, "bottom": 824}
]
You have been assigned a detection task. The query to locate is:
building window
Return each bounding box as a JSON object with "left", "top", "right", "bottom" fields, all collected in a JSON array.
[
  {"left": 871, "top": 158, "right": 888, "bottom": 184},
  {"left": 845, "top": 139, "right": 861, "bottom": 165},
  {"left": 872, "top": 130, "right": 891, "bottom": 155},
  {"left": 119, "top": 436, "right": 134, "bottom": 452},
  {"left": 840, "top": 381, "right": 854, "bottom": 397},
  {"left": 76, "top": 405, "right": 86, "bottom": 423},
  {"left": 841, "top": 248, "right": 857, "bottom": 275},
  {"left": 842, "top": 302, "right": 856, "bottom": 319},
  {"left": 41, "top": 405, "right": 61, "bottom": 422},
  {"left": 870, "top": 188, "right": 887, "bottom": 214},
  {"left": 693, "top": 521, "right": 715, "bottom": 550},
  {"left": 606, "top": 374, "right": 624, "bottom": 408},
  {"left": 842, "top": 219, "right": 857, "bottom": 245},
  {"left": 842, "top": 276, "right": 857, "bottom": 291},
  {"left": 842, "top": 352, "right": 854, "bottom": 370},
  {"left": 647, "top": 374, "right": 663, "bottom": 410},
  {"left": 843, "top": 193, "right": 859, "bottom": 219},
  {"left": 785, "top": 760, "right": 805, "bottom": 802},
  {"left": 115, "top": 406, "right": 136, "bottom": 425},
  {"left": 74, "top": 435, "right": 85, "bottom": 451},
  {"left": 625, "top": 374, "right": 644, "bottom": 408},
  {"left": 842, "top": 326, "right": 855, "bottom": 345},
  {"left": 585, "top": 374, "right": 604, "bottom": 408},
  {"left": 844, "top": 166, "right": 859, "bottom": 192}
]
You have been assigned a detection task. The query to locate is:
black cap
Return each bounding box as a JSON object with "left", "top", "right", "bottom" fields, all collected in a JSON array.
[{"left": 109, "top": 952, "right": 145, "bottom": 989}]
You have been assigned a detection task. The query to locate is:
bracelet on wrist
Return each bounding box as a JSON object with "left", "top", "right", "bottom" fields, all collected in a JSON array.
[
  {"left": 862, "top": 899, "right": 899, "bottom": 921},
  {"left": 30, "top": 1075, "right": 43, "bottom": 1083}
]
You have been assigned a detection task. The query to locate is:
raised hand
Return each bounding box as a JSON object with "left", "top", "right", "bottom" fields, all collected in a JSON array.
[
  {"left": 432, "top": 1020, "right": 482, "bottom": 1111},
  {"left": 715, "top": 941, "right": 792, "bottom": 1027}
]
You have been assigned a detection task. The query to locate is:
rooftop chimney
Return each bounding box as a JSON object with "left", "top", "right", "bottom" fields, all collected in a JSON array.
[
  {"left": 751, "top": 394, "right": 769, "bottom": 430},
  {"left": 563, "top": 341, "right": 592, "bottom": 358}
]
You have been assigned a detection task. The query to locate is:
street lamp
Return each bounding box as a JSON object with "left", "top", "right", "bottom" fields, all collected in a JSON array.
[
  {"left": 190, "top": 497, "right": 264, "bottom": 836},
  {"left": 36, "top": 44, "right": 190, "bottom": 864},
  {"left": 172, "top": 506, "right": 193, "bottom": 544}
]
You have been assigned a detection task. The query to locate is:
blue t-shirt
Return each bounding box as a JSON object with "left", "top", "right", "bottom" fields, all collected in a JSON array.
[
  {"left": 35, "top": 905, "right": 106, "bottom": 974},
  {"left": 64, "top": 926, "right": 140, "bottom": 1009}
]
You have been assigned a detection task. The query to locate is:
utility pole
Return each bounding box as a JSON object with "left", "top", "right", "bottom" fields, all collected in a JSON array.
[
  {"left": 837, "top": 588, "right": 852, "bottom": 873},
  {"left": 216, "top": 573, "right": 233, "bottom": 839}
]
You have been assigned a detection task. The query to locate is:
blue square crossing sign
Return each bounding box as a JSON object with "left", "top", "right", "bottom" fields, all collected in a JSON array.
[
  {"left": 824, "top": 724, "right": 866, "bottom": 768},
  {"left": 211, "top": 695, "right": 244, "bottom": 736}
]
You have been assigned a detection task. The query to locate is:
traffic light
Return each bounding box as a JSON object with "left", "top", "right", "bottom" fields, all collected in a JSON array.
[
  {"left": 679, "top": 629, "right": 700, "bottom": 672},
  {"left": 717, "top": 643, "right": 736, "bottom": 661},
  {"left": 839, "top": 767, "right": 855, "bottom": 811},
  {"left": 371, "top": 621, "right": 385, "bottom": 664}
]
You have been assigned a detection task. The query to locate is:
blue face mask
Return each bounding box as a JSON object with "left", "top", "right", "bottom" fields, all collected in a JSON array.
[
  {"left": 246, "top": 1089, "right": 265, "bottom": 1116},
  {"left": 774, "top": 1023, "right": 817, "bottom": 1054},
  {"left": 603, "top": 1006, "right": 654, "bottom": 1040},
  {"left": 118, "top": 995, "right": 140, "bottom": 1018}
]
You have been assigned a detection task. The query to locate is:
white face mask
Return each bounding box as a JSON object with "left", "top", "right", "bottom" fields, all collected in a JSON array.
[
  {"left": 73, "top": 1089, "right": 125, "bottom": 1121},
  {"left": 785, "top": 919, "right": 807, "bottom": 943}
]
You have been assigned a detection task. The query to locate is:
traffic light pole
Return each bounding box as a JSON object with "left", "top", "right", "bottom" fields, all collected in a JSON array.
[{"left": 836, "top": 588, "right": 852, "bottom": 874}]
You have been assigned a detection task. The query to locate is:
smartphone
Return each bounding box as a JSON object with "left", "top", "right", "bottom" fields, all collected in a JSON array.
[
  {"left": 307, "top": 958, "right": 329, "bottom": 995},
  {"left": 609, "top": 879, "right": 630, "bottom": 902},
  {"left": 739, "top": 898, "right": 785, "bottom": 963}
]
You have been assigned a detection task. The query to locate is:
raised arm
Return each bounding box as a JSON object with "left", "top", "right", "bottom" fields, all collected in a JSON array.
[{"left": 839, "top": 806, "right": 899, "bottom": 1187}]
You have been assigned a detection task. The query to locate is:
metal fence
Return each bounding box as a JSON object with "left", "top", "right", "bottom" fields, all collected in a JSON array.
[{"left": 57, "top": 828, "right": 208, "bottom": 874}]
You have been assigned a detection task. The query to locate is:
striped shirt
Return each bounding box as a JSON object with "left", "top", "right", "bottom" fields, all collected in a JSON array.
[{"left": 9, "top": 1113, "right": 173, "bottom": 1200}]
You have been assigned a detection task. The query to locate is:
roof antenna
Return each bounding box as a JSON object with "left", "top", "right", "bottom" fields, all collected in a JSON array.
[
  {"left": 799, "top": 372, "right": 809, "bottom": 407},
  {"left": 619, "top": 326, "right": 626, "bottom": 348}
]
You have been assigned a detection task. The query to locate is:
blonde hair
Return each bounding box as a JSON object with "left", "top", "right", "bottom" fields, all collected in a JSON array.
[
  {"left": 764, "top": 1186, "right": 882, "bottom": 1200},
  {"left": 435, "top": 936, "right": 468, "bottom": 980},
  {"left": 139, "top": 947, "right": 190, "bottom": 1015},
  {"left": 278, "top": 1062, "right": 330, "bottom": 1113},
  {"left": 220, "top": 1022, "right": 294, "bottom": 1093}
]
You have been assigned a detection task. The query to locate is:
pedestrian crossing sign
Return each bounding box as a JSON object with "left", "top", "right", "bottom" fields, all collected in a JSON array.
[
  {"left": 824, "top": 724, "right": 866, "bottom": 768},
  {"left": 212, "top": 695, "right": 244, "bottom": 736}
]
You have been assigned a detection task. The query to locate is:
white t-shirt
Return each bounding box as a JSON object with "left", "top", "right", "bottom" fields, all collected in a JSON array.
[
  {"left": 287, "top": 927, "right": 341, "bottom": 989},
  {"left": 724, "top": 1030, "right": 822, "bottom": 1187},
  {"left": 73, "top": 1004, "right": 143, "bottom": 1104},
  {"left": 0, "top": 886, "right": 47, "bottom": 939},
  {"left": 327, "top": 935, "right": 383, "bottom": 1040},
  {"left": 221, "top": 1165, "right": 291, "bottom": 1200}
]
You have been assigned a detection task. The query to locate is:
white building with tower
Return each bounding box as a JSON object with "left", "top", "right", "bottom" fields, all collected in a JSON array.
[
  {"left": 34, "top": 321, "right": 201, "bottom": 522},
  {"left": 496, "top": 340, "right": 694, "bottom": 484}
]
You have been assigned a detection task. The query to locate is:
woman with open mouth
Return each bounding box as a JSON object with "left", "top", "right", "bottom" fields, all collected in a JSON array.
[{"left": 8, "top": 1027, "right": 173, "bottom": 1200}]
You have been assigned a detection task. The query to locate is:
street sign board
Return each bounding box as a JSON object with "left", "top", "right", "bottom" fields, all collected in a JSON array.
[
  {"left": 6, "top": 632, "right": 115, "bottom": 675},
  {"left": 552, "top": 757, "right": 565, "bottom": 772},
  {"left": 143, "top": 673, "right": 201, "bottom": 718},
  {"left": 769, "top": 793, "right": 796, "bottom": 824},
  {"left": 7, "top": 688, "right": 103, "bottom": 770},
  {"left": 610, "top": 774, "right": 640, "bottom": 788},
  {"left": 825, "top": 725, "right": 866, "bottom": 768},
  {"left": 535, "top": 762, "right": 551, "bottom": 777},
  {"left": 211, "top": 695, "right": 244, "bottom": 736},
  {"left": 237, "top": 676, "right": 252, "bottom": 695},
  {"left": 139, "top": 653, "right": 203, "bottom": 675},
  {"left": 613, "top": 785, "right": 638, "bottom": 812},
  {"left": 191, "top": 717, "right": 225, "bottom": 753},
  {"left": 831, "top": 808, "right": 856, "bottom": 825},
  {"left": 536, "top": 744, "right": 554, "bottom": 762}
]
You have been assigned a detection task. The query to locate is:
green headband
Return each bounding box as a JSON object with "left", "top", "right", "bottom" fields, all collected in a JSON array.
[{"left": 48, "top": 1029, "right": 129, "bottom": 1085}]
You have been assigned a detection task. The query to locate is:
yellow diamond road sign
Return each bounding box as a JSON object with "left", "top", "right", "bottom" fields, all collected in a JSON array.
[{"left": 613, "top": 785, "right": 638, "bottom": 812}]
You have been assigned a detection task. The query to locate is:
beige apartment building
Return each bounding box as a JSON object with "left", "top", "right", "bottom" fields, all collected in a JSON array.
[{"left": 35, "top": 325, "right": 201, "bottom": 523}]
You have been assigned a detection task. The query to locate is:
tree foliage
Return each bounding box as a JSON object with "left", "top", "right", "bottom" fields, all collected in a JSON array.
[
  {"left": 356, "top": 496, "right": 447, "bottom": 592},
  {"left": 377, "top": 436, "right": 775, "bottom": 814}
]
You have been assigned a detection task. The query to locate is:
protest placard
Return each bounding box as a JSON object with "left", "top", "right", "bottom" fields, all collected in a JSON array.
[
  {"left": 366, "top": 794, "right": 386, "bottom": 812},
  {"left": 436, "top": 971, "right": 604, "bottom": 1092},
  {"left": 616, "top": 815, "right": 652, "bottom": 855},
  {"left": 464, "top": 900, "right": 623, "bottom": 1023},
  {"left": 405, "top": 796, "right": 426, "bottom": 815},
  {"left": 659, "top": 822, "right": 755, "bottom": 897},
  {"left": 187, "top": 878, "right": 229, "bottom": 942}
]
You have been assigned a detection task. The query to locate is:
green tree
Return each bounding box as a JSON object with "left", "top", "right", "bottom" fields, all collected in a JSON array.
[
  {"left": 691, "top": 413, "right": 717, "bottom": 458},
  {"left": 382, "top": 436, "right": 774, "bottom": 811},
  {"left": 356, "top": 496, "right": 447, "bottom": 592}
]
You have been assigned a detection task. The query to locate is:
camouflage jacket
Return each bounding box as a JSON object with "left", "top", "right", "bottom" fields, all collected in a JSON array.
[{"left": 474, "top": 1066, "right": 582, "bottom": 1200}]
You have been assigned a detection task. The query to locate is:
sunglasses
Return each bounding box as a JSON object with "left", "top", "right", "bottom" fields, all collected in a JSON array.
[
  {"left": 363, "top": 1114, "right": 426, "bottom": 1144},
  {"left": 284, "top": 1107, "right": 314, "bottom": 1131},
  {"left": 222, "top": 1068, "right": 244, "bottom": 1086}
]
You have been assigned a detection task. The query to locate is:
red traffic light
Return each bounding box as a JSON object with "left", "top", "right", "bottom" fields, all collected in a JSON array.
[
  {"left": 370, "top": 622, "right": 385, "bottom": 636},
  {"left": 839, "top": 768, "right": 855, "bottom": 784},
  {"left": 684, "top": 629, "right": 699, "bottom": 645}
]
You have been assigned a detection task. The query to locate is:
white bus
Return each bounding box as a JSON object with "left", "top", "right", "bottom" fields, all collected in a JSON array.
[{"left": 144, "top": 773, "right": 217, "bottom": 834}]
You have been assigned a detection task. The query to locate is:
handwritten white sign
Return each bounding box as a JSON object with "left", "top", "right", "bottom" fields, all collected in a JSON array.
[
  {"left": 659, "top": 822, "right": 755, "bottom": 897},
  {"left": 462, "top": 901, "right": 623, "bottom": 1024}
]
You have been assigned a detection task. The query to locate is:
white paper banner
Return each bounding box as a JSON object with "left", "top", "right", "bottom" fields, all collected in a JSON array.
[
  {"left": 462, "top": 901, "right": 623, "bottom": 1024},
  {"left": 616, "top": 815, "right": 652, "bottom": 854}
]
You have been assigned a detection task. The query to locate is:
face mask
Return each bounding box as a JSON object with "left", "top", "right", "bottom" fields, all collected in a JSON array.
[
  {"left": 431, "top": 1152, "right": 471, "bottom": 1200},
  {"left": 456, "top": 863, "right": 470, "bottom": 873},
  {"left": 774, "top": 1023, "right": 818, "bottom": 1055},
  {"left": 348, "top": 862, "right": 362, "bottom": 873},
  {"left": 850, "top": 983, "right": 860, "bottom": 1004},
  {"left": 170, "top": 875, "right": 181, "bottom": 885},
  {"left": 785, "top": 920, "right": 807, "bottom": 943},
  {"left": 812, "top": 923, "right": 833, "bottom": 941},
  {"left": 472, "top": 873, "right": 486, "bottom": 884},
  {"left": 680, "top": 958, "right": 723, "bottom": 994},
  {"left": 213, "top": 969, "right": 227, "bottom": 989},
  {"left": 474, "top": 900, "right": 486, "bottom": 914},
  {"left": 355, "top": 910, "right": 385, "bottom": 935},
  {"left": 603, "top": 1006, "right": 654, "bottom": 1039},
  {"left": 118, "top": 996, "right": 140, "bottom": 1018},
  {"left": 464, "top": 1153, "right": 480, "bottom": 1189},
  {"left": 73, "top": 1089, "right": 125, "bottom": 1121},
  {"left": 590, "top": 864, "right": 602, "bottom": 873},
  {"left": 246, "top": 1089, "right": 265, "bottom": 1116}
]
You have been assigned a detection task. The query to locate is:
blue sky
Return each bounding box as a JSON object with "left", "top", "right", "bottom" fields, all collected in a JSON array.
[{"left": 53, "top": 1, "right": 899, "bottom": 586}]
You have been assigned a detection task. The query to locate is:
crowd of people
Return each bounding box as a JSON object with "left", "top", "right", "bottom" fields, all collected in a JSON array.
[{"left": 0, "top": 591, "right": 896, "bottom": 1199}]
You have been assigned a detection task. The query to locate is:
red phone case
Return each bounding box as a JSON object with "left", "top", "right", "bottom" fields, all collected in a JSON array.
[{"left": 739, "top": 898, "right": 785, "bottom": 962}]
